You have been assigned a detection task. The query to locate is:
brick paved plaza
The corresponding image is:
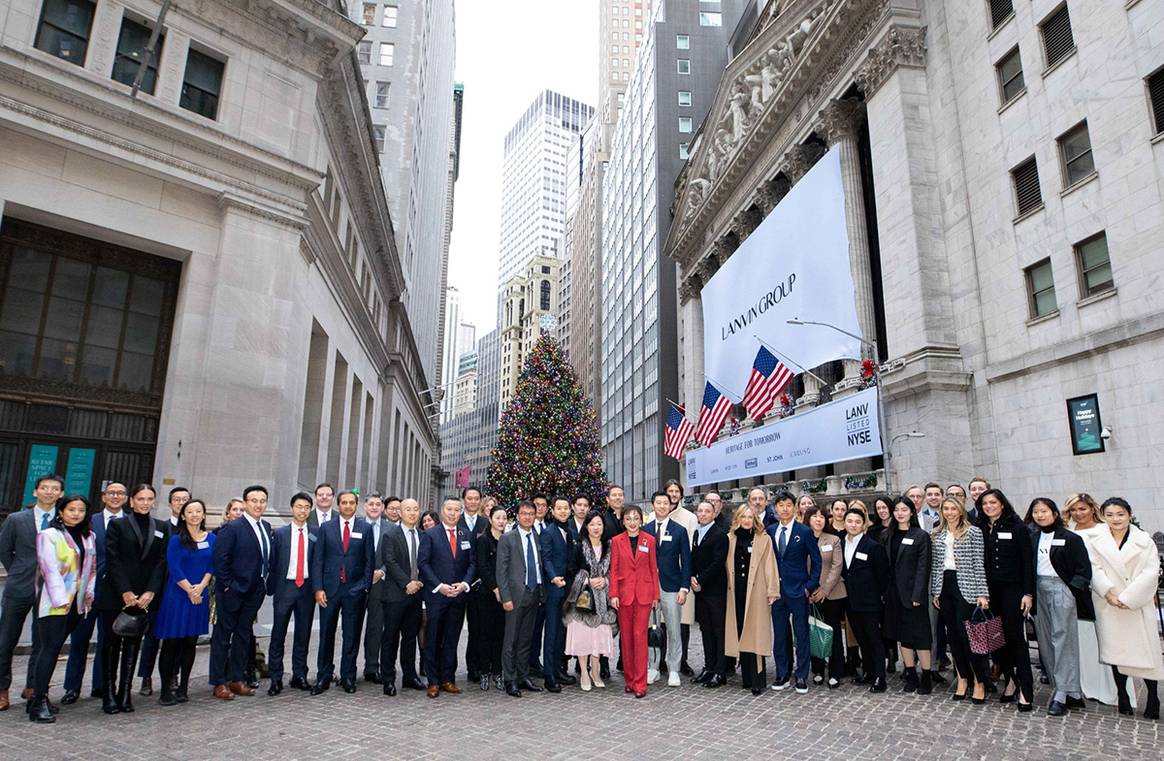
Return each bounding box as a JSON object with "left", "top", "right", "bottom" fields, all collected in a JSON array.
[{"left": 1, "top": 632, "right": 1158, "bottom": 761}]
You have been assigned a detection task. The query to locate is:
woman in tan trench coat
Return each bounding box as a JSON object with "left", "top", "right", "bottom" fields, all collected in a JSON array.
[{"left": 724, "top": 504, "right": 780, "bottom": 695}]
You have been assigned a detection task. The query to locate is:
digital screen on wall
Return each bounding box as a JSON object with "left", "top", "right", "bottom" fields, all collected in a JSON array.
[{"left": 1066, "top": 394, "right": 1104, "bottom": 456}]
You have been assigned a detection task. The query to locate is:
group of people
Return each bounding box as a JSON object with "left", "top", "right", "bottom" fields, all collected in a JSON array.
[{"left": 0, "top": 474, "right": 1160, "bottom": 722}]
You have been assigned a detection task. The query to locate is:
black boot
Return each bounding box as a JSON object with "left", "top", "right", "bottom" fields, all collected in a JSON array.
[
  {"left": 1145, "top": 685, "right": 1160, "bottom": 721},
  {"left": 917, "top": 669, "right": 933, "bottom": 695},
  {"left": 28, "top": 695, "right": 55, "bottom": 724},
  {"left": 101, "top": 639, "right": 121, "bottom": 715},
  {"left": 901, "top": 666, "right": 918, "bottom": 694},
  {"left": 177, "top": 641, "right": 196, "bottom": 703},
  {"left": 118, "top": 640, "right": 140, "bottom": 713}
]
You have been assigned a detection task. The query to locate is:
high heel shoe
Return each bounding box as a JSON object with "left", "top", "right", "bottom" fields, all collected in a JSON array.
[
  {"left": 952, "top": 680, "right": 968, "bottom": 702},
  {"left": 971, "top": 685, "right": 987, "bottom": 705},
  {"left": 1117, "top": 692, "right": 1134, "bottom": 716}
]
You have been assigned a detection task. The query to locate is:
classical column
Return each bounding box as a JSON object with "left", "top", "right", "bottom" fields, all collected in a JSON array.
[
  {"left": 818, "top": 97, "right": 877, "bottom": 391},
  {"left": 679, "top": 275, "right": 705, "bottom": 431},
  {"left": 779, "top": 144, "right": 814, "bottom": 183}
]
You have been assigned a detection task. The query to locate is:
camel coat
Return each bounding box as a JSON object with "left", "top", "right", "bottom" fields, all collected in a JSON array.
[
  {"left": 724, "top": 530, "right": 781, "bottom": 664},
  {"left": 1086, "top": 525, "right": 1164, "bottom": 680}
]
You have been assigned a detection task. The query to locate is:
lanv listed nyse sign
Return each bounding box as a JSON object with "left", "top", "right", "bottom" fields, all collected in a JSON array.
[{"left": 684, "top": 386, "right": 883, "bottom": 487}]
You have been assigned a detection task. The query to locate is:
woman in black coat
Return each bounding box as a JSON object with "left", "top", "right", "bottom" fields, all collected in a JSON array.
[
  {"left": 841, "top": 509, "right": 890, "bottom": 692},
  {"left": 881, "top": 496, "right": 933, "bottom": 694},
  {"left": 977, "top": 488, "right": 1035, "bottom": 710},
  {"left": 473, "top": 505, "right": 508, "bottom": 690},
  {"left": 94, "top": 484, "right": 168, "bottom": 714}
]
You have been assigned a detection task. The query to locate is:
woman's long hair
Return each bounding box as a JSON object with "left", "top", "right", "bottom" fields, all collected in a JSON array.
[
  {"left": 50, "top": 494, "right": 93, "bottom": 537},
  {"left": 730, "top": 504, "right": 763, "bottom": 536},
  {"left": 178, "top": 499, "right": 208, "bottom": 550},
  {"left": 579, "top": 510, "right": 610, "bottom": 555},
  {"left": 936, "top": 496, "right": 971, "bottom": 540},
  {"left": 976, "top": 488, "right": 1019, "bottom": 527},
  {"left": 891, "top": 495, "right": 920, "bottom": 530}
]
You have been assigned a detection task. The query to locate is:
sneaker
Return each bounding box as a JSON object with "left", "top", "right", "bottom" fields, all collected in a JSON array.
[
  {"left": 795, "top": 679, "right": 808, "bottom": 694},
  {"left": 667, "top": 672, "right": 681, "bottom": 687},
  {"left": 827, "top": 677, "right": 840, "bottom": 689},
  {"left": 647, "top": 670, "right": 659, "bottom": 685},
  {"left": 770, "top": 678, "right": 789, "bottom": 691}
]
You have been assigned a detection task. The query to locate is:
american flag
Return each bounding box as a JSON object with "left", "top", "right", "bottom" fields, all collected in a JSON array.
[
  {"left": 694, "top": 381, "right": 734, "bottom": 447},
  {"left": 742, "top": 345, "right": 794, "bottom": 421},
  {"left": 664, "top": 402, "right": 694, "bottom": 460}
]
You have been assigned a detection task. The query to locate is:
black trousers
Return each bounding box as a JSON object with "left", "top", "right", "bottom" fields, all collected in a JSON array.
[
  {"left": 136, "top": 620, "right": 160, "bottom": 679},
  {"left": 989, "top": 582, "right": 1034, "bottom": 701},
  {"left": 739, "top": 652, "right": 767, "bottom": 690},
  {"left": 940, "top": 571, "right": 989, "bottom": 684},
  {"left": 380, "top": 595, "right": 422, "bottom": 684},
  {"left": 0, "top": 592, "right": 36, "bottom": 692},
  {"left": 363, "top": 579, "right": 387, "bottom": 676},
  {"left": 848, "top": 608, "right": 886, "bottom": 682},
  {"left": 30, "top": 609, "right": 81, "bottom": 695},
  {"left": 465, "top": 590, "right": 485, "bottom": 678},
  {"left": 268, "top": 583, "right": 316, "bottom": 682},
  {"left": 502, "top": 592, "right": 541, "bottom": 682},
  {"left": 210, "top": 588, "right": 264, "bottom": 685},
  {"left": 424, "top": 596, "right": 466, "bottom": 686},
  {"left": 474, "top": 593, "right": 505, "bottom": 677},
  {"left": 694, "top": 593, "right": 726, "bottom": 676},
  {"left": 812, "top": 597, "right": 847, "bottom": 679},
  {"left": 315, "top": 587, "right": 367, "bottom": 683}
]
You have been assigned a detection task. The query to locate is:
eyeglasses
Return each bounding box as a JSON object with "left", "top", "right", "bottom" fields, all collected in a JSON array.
[{"left": 104, "top": 491, "right": 127, "bottom": 497}]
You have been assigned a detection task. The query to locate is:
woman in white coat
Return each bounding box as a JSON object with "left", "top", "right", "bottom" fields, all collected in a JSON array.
[{"left": 1088, "top": 497, "right": 1161, "bottom": 720}]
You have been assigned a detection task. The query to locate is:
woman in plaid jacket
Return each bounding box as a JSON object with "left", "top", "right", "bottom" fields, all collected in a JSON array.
[{"left": 930, "top": 497, "right": 990, "bottom": 705}]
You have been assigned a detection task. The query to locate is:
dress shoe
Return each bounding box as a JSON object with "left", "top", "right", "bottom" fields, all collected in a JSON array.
[
  {"left": 383, "top": 683, "right": 397, "bottom": 696},
  {"left": 213, "top": 684, "right": 235, "bottom": 700},
  {"left": 634, "top": 690, "right": 646, "bottom": 698},
  {"left": 426, "top": 685, "right": 440, "bottom": 698},
  {"left": 27, "top": 695, "right": 55, "bottom": 724},
  {"left": 139, "top": 677, "right": 153, "bottom": 696},
  {"left": 1017, "top": 701, "right": 1034, "bottom": 713},
  {"left": 703, "top": 674, "right": 726, "bottom": 689},
  {"left": 667, "top": 672, "right": 681, "bottom": 687},
  {"left": 45, "top": 697, "right": 59, "bottom": 715},
  {"left": 870, "top": 678, "right": 887, "bottom": 693},
  {"left": 60, "top": 690, "right": 79, "bottom": 705},
  {"left": 543, "top": 680, "right": 561, "bottom": 693},
  {"left": 505, "top": 681, "right": 522, "bottom": 697},
  {"left": 518, "top": 679, "right": 543, "bottom": 693},
  {"left": 680, "top": 662, "right": 695, "bottom": 677},
  {"left": 999, "top": 690, "right": 1016, "bottom": 704},
  {"left": 1065, "top": 696, "right": 1086, "bottom": 709},
  {"left": 309, "top": 681, "right": 330, "bottom": 696},
  {"left": 228, "top": 681, "right": 255, "bottom": 696},
  {"left": 556, "top": 672, "right": 577, "bottom": 686},
  {"left": 1046, "top": 699, "right": 1067, "bottom": 717},
  {"left": 267, "top": 680, "right": 283, "bottom": 697},
  {"left": 289, "top": 676, "right": 308, "bottom": 691},
  {"left": 364, "top": 672, "right": 383, "bottom": 685},
  {"left": 340, "top": 679, "right": 357, "bottom": 694},
  {"left": 439, "top": 682, "right": 463, "bottom": 694},
  {"left": 692, "top": 669, "right": 711, "bottom": 684},
  {"left": 402, "top": 677, "right": 427, "bottom": 691}
]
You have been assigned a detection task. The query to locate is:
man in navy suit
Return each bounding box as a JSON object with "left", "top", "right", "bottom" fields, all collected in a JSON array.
[
  {"left": 455, "top": 487, "right": 487, "bottom": 684},
  {"left": 643, "top": 491, "right": 692, "bottom": 688},
  {"left": 417, "top": 497, "right": 476, "bottom": 698},
  {"left": 766, "top": 489, "right": 821, "bottom": 694},
  {"left": 60, "top": 481, "right": 125, "bottom": 704},
  {"left": 266, "top": 492, "right": 317, "bottom": 695},
  {"left": 210, "top": 484, "right": 272, "bottom": 700},
  {"left": 310, "top": 490, "right": 374, "bottom": 694},
  {"left": 538, "top": 497, "right": 575, "bottom": 692}
]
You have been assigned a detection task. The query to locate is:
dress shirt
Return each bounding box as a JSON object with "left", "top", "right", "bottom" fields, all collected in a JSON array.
[
  {"left": 777, "top": 520, "right": 796, "bottom": 553},
  {"left": 286, "top": 524, "right": 310, "bottom": 581},
  {"left": 518, "top": 527, "right": 542, "bottom": 583},
  {"left": 1036, "top": 531, "right": 1055, "bottom": 577},
  {"left": 170, "top": 515, "right": 179, "bottom": 529},
  {"left": 464, "top": 513, "right": 478, "bottom": 534},
  {"left": 243, "top": 513, "right": 270, "bottom": 575},
  {"left": 943, "top": 531, "right": 956, "bottom": 571},
  {"left": 844, "top": 534, "right": 861, "bottom": 568},
  {"left": 694, "top": 523, "right": 712, "bottom": 546},
  {"left": 533, "top": 519, "right": 544, "bottom": 534},
  {"left": 33, "top": 505, "right": 53, "bottom": 532},
  {"left": 103, "top": 509, "right": 123, "bottom": 525},
  {"left": 920, "top": 508, "right": 940, "bottom": 533},
  {"left": 573, "top": 518, "right": 584, "bottom": 536},
  {"left": 434, "top": 523, "right": 470, "bottom": 595},
  {"left": 402, "top": 524, "right": 420, "bottom": 580},
  {"left": 369, "top": 518, "right": 382, "bottom": 551},
  {"left": 314, "top": 508, "right": 332, "bottom": 524}
]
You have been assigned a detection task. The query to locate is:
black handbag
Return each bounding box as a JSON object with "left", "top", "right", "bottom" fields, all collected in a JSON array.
[
  {"left": 647, "top": 608, "right": 665, "bottom": 649},
  {"left": 112, "top": 606, "right": 149, "bottom": 638}
]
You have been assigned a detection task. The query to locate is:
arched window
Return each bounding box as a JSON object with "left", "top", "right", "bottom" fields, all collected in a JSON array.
[{"left": 540, "top": 280, "right": 551, "bottom": 311}]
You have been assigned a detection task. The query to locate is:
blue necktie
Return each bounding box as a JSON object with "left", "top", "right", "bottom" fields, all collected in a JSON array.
[
  {"left": 525, "top": 533, "right": 538, "bottom": 589},
  {"left": 778, "top": 526, "right": 788, "bottom": 555},
  {"left": 260, "top": 525, "right": 270, "bottom": 578},
  {"left": 40, "top": 512, "right": 50, "bottom": 530}
]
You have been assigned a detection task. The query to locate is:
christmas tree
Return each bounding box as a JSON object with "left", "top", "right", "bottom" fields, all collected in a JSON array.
[{"left": 487, "top": 333, "right": 608, "bottom": 508}]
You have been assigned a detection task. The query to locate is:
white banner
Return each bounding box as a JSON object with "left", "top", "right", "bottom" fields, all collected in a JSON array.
[
  {"left": 700, "top": 149, "right": 862, "bottom": 401},
  {"left": 684, "top": 386, "right": 882, "bottom": 487}
]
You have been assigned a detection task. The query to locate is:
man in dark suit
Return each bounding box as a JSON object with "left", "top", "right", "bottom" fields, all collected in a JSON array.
[
  {"left": 307, "top": 482, "right": 335, "bottom": 529},
  {"left": 841, "top": 508, "right": 890, "bottom": 692},
  {"left": 600, "top": 486, "right": 625, "bottom": 540},
  {"left": 527, "top": 493, "right": 550, "bottom": 676},
  {"left": 767, "top": 490, "right": 822, "bottom": 694},
  {"left": 566, "top": 495, "right": 590, "bottom": 541},
  {"left": 210, "top": 484, "right": 272, "bottom": 700},
  {"left": 137, "top": 485, "right": 187, "bottom": 697},
  {"left": 643, "top": 491, "right": 693, "bottom": 688},
  {"left": 310, "top": 490, "right": 374, "bottom": 694},
  {"left": 706, "top": 492, "right": 732, "bottom": 533},
  {"left": 538, "top": 497, "right": 575, "bottom": 691},
  {"left": 417, "top": 497, "right": 476, "bottom": 698},
  {"left": 496, "top": 501, "right": 543, "bottom": 697},
  {"left": 61, "top": 481, "right": 126, "bottom": 704},
  {"left": 361, "top": 493, "right": 388, "bottom": 684},
  {"left": 456, "top": 487, "right": 488, "bottom": 684},
  {"left": 266, "top": 492, "right": 317, "bottom": 695},
  {"left": 690, "top": 499, "right": 729, "bottom": 688},
  {"left": 377, "top": 498, "right": 426, "bottom": 695},
  {"left": 0, "top": 473, "right": 61, "bottom": 710}
]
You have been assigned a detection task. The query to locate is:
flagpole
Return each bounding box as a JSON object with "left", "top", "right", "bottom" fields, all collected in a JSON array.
[
  {"left": 703, "top": 374, "right": 744, "bottom": 404},
  {"left": 751, "top": 334, "right": 829, "bottom": 386}
]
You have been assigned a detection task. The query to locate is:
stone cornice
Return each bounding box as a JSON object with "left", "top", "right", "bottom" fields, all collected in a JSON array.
[{"left": 854, "top": 24, "right": 928, "bottom": 98}]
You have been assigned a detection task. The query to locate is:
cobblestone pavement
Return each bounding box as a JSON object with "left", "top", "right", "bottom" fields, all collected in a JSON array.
[{"left": 0, "top": 631, "right": 1158, "bottom": 761}]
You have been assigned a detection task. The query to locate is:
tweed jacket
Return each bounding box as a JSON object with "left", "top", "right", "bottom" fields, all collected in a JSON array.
[{"left": 929, "top": 524, "right": 988, "bottom": 603}]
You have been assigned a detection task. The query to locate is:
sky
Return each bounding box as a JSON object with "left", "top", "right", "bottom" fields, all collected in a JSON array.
[{"left": 447, "top": 0, "right": 599, "bottom": 335}]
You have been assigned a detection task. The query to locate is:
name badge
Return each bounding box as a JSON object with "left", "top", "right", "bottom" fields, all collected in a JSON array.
[
  {"left": 855, "top": 551, "right": 868, "bottom": 561},
  {"left": 902, "top": 537, "right": 915, "bottom": 546},
  {"left": 998, "top": 532, "right": 1013, "bottom": 540},
  {"left": 351, "top": 532, "right": 363, "bottom": 540},
  {"left": 308, "top": 533, "right": 317, "bottom": 542},
  {"left": 747, "top": 545, "right": 753, "bottom": 554},
  {"left": 196, "top": 541, "right": 210, "bottom": 550},
  {"left": 460, "top": 541, "right": 471, "bottom": 550},
  {"left": 154, "top": 530, "right": 164, "bottom": 539},
  {"left": 1051, "top": 539, "right": 1066, "bottom": 547},
  {"left": 639, "top": 544, "right": 649, "bottom": 553},
  {"left": 661, "top": 534, "right": 672, "bottom": 542},
  {"left": 821, "top": 544, "right": 833, "bottom": 552}
]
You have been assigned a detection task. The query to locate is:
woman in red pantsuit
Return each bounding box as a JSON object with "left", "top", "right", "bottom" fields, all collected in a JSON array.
[{"left": 609, "top": 505, "right": 659, "bottom": 698}]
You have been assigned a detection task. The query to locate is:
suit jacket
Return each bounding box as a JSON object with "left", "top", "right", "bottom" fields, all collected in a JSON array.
[
  {"left": 565, "top": 517, "right": 587, "bottom": 542},
  {"left": 981, "top": 511, "right": 1035, "bottom": 596},
  {"left": 267, "top": 523, "right": 316, "bottom": 600},
  {"left": 1030, "top": 526, "right": 1094, "bottom": 620},
  {"left": 214, "top": 516, "right": 273, "bottom": 600},
  {"left": 539, "top": 521, "right": 574, "bottom": 587},
  {"left": 96, "top": 514, "right": 168, "bottom": 610},
  {"left": 690, "top": 523, "right": 728, "bottom": 598},
  {"left": 598, "top": 509, "right": 622, "bottom": 542},
  {"left": 91, "top": 512, "right": 115, "bottom": 583},
  {"left": 608, "top": 531, "right": 659, "bottom": 607},
  {"left": 841, "top": 534, "right": 889, "bottom": 612},
  {"left": 930, "top": 526, "right": 989, "bottom": 602},
  {"left": 881, "top": 526, "right": 931, "bottom": 607},
  {"left": 457, "top": 513, "right": 490, "bottom": 543},
  {"left": 642, "top": 518, "right": 692, "bottom": 593},
  {"left": 0, "top": 509, "right": 39, "bottom": 598},
  {"left": 767, "top": 520, "right": 822, "bottom": 597},
  {"left": 307, "top": 509, "right": 334, "bottom": 531},
  {"left": 418, "top": 523, "right": 476, "bottom": 603},
  {"left": 378, "top": 523, "right": 422, "bottom": 604},
  {"left": 496, "top": 528, "right": 543, "bottom": 606},
  {"left": 816, "top": 532, "right": 846, "bottom": 600},
  {"left": 310, "top": 515, "right": 374, "bottom": 598},
  {"left": 36, "top": 527, "right": 97, "bottom": 617}
]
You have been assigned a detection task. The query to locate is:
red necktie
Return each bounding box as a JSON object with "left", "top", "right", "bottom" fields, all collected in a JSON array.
[
  {"left": 448, "top": 528, "right": 457, "bottom": 559},
  {"left": 340, "top": 521, "right": 351, "bottom": 583},
  {"left": 295, "top": 527, "right": 305, "bottom": 588}
]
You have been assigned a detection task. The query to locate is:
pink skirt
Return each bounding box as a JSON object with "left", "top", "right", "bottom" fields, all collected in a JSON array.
[{"left": 565, "top": 621, "right": 614, "bottom": 657}]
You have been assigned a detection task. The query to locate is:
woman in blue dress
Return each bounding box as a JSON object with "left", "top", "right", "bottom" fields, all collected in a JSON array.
[{"left": 154, "top": 498, "right": 215, "bottom": 706}]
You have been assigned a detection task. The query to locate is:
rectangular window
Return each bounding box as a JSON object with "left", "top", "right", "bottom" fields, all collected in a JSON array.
[
  {"left": 362, "top": 3, "right": 376, "bottom": 25},
  {"left": 678, "top": 90, "right": 692, "bottom": 107},
  {"left": 676, "top": 34, "right": 690, "bottom": 50},
  {"left": 372, "top": 125, "right": 385, "bottom": 153},
  {"left": 34, "top": 0, "right": 96, "bottom": 66},
  {"left": 1025, "top": 259, "right": 1056, "bottom": 318},
  {"left": 180, "top": 48, "right": 225, "bottom": 120},
  {"left": 111, "top": 16, "right": 164, "bottom": 95},
  {"left": 357, "top": 41, "right": 371, "bottom": 65},
  {"left": 379, "top": 41, "right": 395, "bottom": 66},
  {"left": 996, "top": 47, "right": 1024, "bottom": 104},
  {"left": 1058, "top": 121, "right": 1095, "bottom": 187},
  {"left": 1148, "top": 68, "right": 1164, "bottom": 136},
  {"left": 699, "top": 12, "right": 722, "bottom": 26},
  {"left": 375, "top": 81, "right": 390, "bottom": 109},
  {"left": 1075, "top": 233, "right": 1114, "bottom": 298},
  {"left": 678, "top": 117, "right": 692, "bottom": 133},
  {"left": 1011, "top": 156, "right": 1042, "bottom": 217},
  {"left": 1040, "top": 4, "right": 1075, "bottom": 69},
  {"left": 381, "top": 5, "right": 398, "bottom": 27},
  {"left": 679, "top": 142, "right": 689, "bottom": 160},
  {"left": 677, "top": 58, "right": 690, "bottom": 74},
  {"left": 988, "top": 0, "right": 1014, "bottom": 30}
]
